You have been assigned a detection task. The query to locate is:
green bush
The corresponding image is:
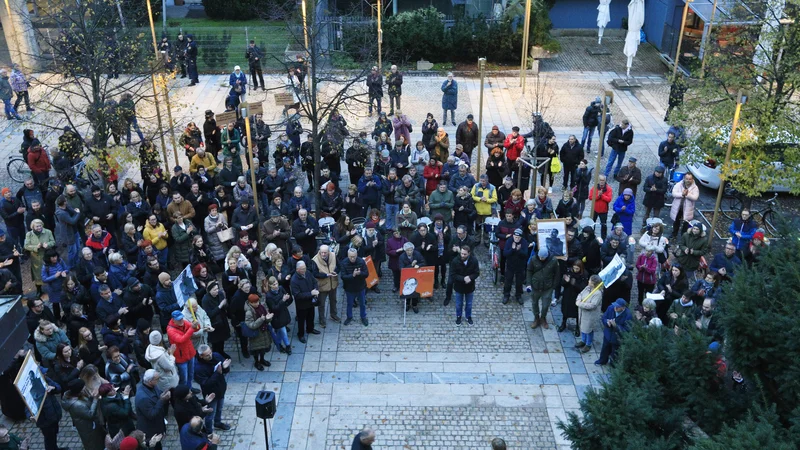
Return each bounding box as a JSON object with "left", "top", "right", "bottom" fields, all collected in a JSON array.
[
  {"left": 202, "top": 0, "right": 277, "bottom": 21},
  {"left": 340, "top": 6, "right": 558, "bottom": 66}
]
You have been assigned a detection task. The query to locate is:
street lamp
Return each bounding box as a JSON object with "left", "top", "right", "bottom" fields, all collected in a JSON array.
[
  {"left": 708, "top": 90, "right": 747, "bottom": 246},
  {"left": 377, "top": 0, "right": 383, "bottom": 70},
  {"left": 301, "top": 0, "right": 309, "bottom": 50},
  {"left": 145, "top": 0, "right": 177, "bottom": 169},
  {"left": 477, "top": 57, "right": 486, "bottom": 175}
]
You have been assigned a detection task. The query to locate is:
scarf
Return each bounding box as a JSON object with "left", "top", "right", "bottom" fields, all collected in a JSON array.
[{"left": 254, "top": 303, "right": 269, "bottom": 331}]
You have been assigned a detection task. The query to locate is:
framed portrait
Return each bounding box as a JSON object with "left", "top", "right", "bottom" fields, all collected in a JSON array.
[
  {"left": 399, "top": 266, "right": 435, "bottom": 298},
  {"left": 537, "top": 219, "right": 567, "bottom": 260},
  {"left": 13, "top": 350, "right": 48, "bottom": 420}
]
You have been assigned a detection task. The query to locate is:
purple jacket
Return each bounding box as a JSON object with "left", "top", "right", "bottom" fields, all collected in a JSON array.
[{"left": 386, "top": 236, "right": 408, "bottom": 271}]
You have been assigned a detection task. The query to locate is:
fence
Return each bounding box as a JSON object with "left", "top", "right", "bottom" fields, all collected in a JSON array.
[{"left": 33, "top": 25, "right": 296, "bottom": 73}]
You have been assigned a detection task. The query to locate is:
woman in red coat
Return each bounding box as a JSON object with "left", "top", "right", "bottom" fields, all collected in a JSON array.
[{"left": 422, "top": 158, "right": 442, "bottom": 196}]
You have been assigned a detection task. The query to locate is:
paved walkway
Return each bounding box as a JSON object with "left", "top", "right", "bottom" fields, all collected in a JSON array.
[{"left": 0, "top": 68, "right": 674, "bottom": 449}]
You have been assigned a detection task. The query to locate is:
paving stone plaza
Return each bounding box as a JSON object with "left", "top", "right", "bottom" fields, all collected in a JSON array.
[{"left": 0, "top": 36, "right": 679, "bottom": 449}]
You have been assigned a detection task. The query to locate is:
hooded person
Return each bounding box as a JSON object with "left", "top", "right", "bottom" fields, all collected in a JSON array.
[{"left": 144, "top": 330, "right": 179, "bottom": 391}]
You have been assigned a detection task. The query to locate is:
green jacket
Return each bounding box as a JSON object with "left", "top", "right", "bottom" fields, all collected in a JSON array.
[
  {"left": 100, "top": 394, "right": 136, "bottom": 436},
  {"left": 0, "top": 433, "right": 24, "bottom": 450},
  {"left": 526, "top": 255, "right": 560, "bottom": 291},
  {"left": 171, "top": 219, "right": 195, "bottom": 264},
  {"left": 675, "top": 231, "right": 708, "bottom": 272},
  {"left": 428, "top": 189, "right": 455, "bottom": 222}
]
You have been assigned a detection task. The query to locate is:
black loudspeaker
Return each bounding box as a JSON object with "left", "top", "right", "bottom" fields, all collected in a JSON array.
[{"left": 255, "top": 390, "right": 276, "bottom": 419}]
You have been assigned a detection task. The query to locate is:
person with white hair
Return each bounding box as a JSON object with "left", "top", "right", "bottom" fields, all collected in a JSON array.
[
  {"left": 340, "top": 247, "right": 369, "bottom": 326},
  {"left": 352, "top": 428, "right": 376, "bottom": 449},
  {"left": 135, "top": 368, "right": 171, "bottom": 450},
  {"left": 181, "top": 297, "right": 212, "bottom": 350},
  {"left": 229, "top": 65, "right": 247, "bottom": 102},
  {"left": 635, "top": 245, "right": 659, "bottom": 306},
  {"left": 290, "top": 260, "right": 320, "bottom": 343}
]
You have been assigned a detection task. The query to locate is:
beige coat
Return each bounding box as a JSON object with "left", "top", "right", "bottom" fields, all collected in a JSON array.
[
  {"left": 145, "top": 344, "right": 179, "bottom": 391},
  {"left": 182, "top": 303, "right": 211, "bottom": 350},
  {"left": 311, "top": 253, "right": 339, "bottom": 292},
  {"left": 24, "top": 229, "right": 55, "bottom": 284},
  {"left": 576, "top": 284, "right": 604, "bottom": 334}
]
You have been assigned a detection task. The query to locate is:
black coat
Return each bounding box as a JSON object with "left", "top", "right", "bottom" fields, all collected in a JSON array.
[
  {"left": 410, "top": 232, "right": 437, "bottom": 266},
  {"left": 643, "top": 174, "right": 669, "bottom": 208},
  {"left": 559, "top": 142, "right": 584, "bottom": 167},
  {"left": 194, "top": 352, "right": 229, "bottom": 399},
  {"left": 340, "top": 256, "right": 368, "bottom": 293},
  {"left": 450, "top": 254, "right": 480, "bottom": 294},
  {"left": 265, "top": 287, "right": 293, "bottom": 329},
  {"left": 582, "top": 104, "right": 601, "bottom": 128},
  {"left": 607, "top": 126, "right": 634, "bottom": 153},
  {"left": 202, "top": 291, "right": 232, "bottom": 344},
  {"left": 135, "top": 382, "right": 168, "bottom": 439},
  {"left": 290, "top": 272, "right": 318, "bottom": 310}
]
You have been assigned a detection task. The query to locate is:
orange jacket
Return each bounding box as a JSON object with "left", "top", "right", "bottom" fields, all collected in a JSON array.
[
  {"left": 589, "top": 184, "right": 613, "bottom": 213},
  {"left": 166, "top": 318, "right": 196, "bottom": 363}
]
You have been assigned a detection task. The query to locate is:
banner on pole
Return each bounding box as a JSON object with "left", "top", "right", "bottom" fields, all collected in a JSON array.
[
  {"left": 364, "top": 256, "right": 379, "bottom": 288},
  {"left": 399, "top": 266, "right": 435, "bottom": 298},
  {"left": 598, "top": 253, "right": 626, "bottom": 288},
  {"left": 173, "top": 264, "right": 198, "bottom": 307}
]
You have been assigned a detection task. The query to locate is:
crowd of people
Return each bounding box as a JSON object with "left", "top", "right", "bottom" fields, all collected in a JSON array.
[{"left": 0, "top": 64, "right": 776, "bottom": 450}]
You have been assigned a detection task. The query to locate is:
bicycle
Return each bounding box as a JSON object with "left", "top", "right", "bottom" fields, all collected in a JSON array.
[
  {"left": 721, "top": 192, "right": 779, "bottom": 235},
  {"left": 6, "top": 156, "right": 31, "bottom": 183},
  {"left": 483, "top": 217, "right": 501, "bottom": 285}
]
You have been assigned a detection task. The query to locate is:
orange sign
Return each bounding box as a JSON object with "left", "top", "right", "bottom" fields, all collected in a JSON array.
[
  {"left": 364, "top": 256, "right": 379, "bottom": 288},
  {"left": 400, "top": 266, "right": 435, "bottom": 298}
]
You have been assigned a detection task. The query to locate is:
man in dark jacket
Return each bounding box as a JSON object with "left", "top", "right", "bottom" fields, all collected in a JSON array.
[
  {"left": 410, "top": 224, "right": 437, "bottom": 267},
  {"left": 581, "top": 98, "right": 601, "bottom": 152},
  {"left": 596, "top": 298, "right": 632, "bottom": 366},
  {"left": 135, "top": 369, "right": 170, "bottom": 450},
  {"left": 231, "top": 197, "right": 258, "bottom": 241},
  {"left": 245, "top": 40, "right": 265, "bottom": 91},
  {"left": 615, "top": 157, "right": 642, "bottom": 196},
  {"left": 185, "top": 34, "right": 199, "bottom": 86},
  {"left": 387, "top": 65, "right": 402, "bottom": 116},
  {"left": 194, "top": 345, "right": 231, "bottom": 433},
  {"left": 527, "top": 247, "right": 560, "bottom": 329},
  {"left": 604, "top": 120, "right": 634, "bottom": 178},
  {"left": 203, "top": 110, "right": 221, "bottom": 158},
  {"left": 357, "top": 167, "right": 383, "bottom": 213},
  {"left": 122, "top": 278, "right": 154, "bottom": 328},
  {"left": 340, "top": 248, "right": 369, "bottom": 326},
  {"left": 290, "top": 261, "right": 320, "bottom": 343},
  {"left": 292, "top": 209, "right": 319, "bottom": 257},
  {"left": 155, "top": 273, "right": 180, "bottom": 330},
  {"left": 180, "top": 416, "right": 220, "bottom": 450},
  {"left": 85, "top": 184, "right": 115, "bottom": 232},
  {"left": 642, "top": 166, "right": 668, "bottom": 226},
  {"left": 503, "top": 229, "right": 528, "bottom": 305},
  {"left": 559, "top": 135, "right": 584, "bottom": 190},
  {"left": 658, "top": 132, "right": 680, "bottom": 170},
  {"left": 366, "top": 66, "right": 383, "bottom": 115},
  {"left": 0, "top": 187, "right": 25, "bottom": 249},
  {"left": 33, "top": 376, "right": 62, "bottom": 450},
  {"left": 455, "top": 114, "right": 480, "bottom": 159},
  {"left": 450, "top": 245, "right": 480, "bottom": 325},
  {"left": 381, "top": 169, "right": 401, "bottom": 230},
  {"left": 96, "top": 284, "right": 129, "bottom": 324}
]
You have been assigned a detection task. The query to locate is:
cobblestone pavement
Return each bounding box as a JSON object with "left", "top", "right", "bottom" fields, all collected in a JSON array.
[{"left": 3, "top": 45, "right": 688, "bottom": 449}]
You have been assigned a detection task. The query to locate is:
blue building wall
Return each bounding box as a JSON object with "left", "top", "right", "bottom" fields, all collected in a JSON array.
[
  {"left": 548, "top": 0, "right": 683, "bottom": 52},
  {"left": 549, "top": 0, "right": 629, "bottom": 29}
]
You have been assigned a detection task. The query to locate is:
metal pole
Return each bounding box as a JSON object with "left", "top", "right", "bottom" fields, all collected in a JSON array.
[
  {"left": 591, "top": 92, "right": 612, "bottom": 216},
  {"left": 477, "top": 58, "right": 486, "bottom": 176},
  {"left": 377, "top": 0, "right": 382, "bottom": 70},
  {"left": 162, "top": 0, "right": 166, "bottom": 33},
  {"left": 699, "top": 0, "right": 718, "bottom": 78},
  {"left": 301, "top": 0, "right": 310, "bottom": 51},
  {"left": 263, "top": 418, "right": 270, "bottom": 450},
  {"left": 672, "top": 0, "right": 693, "bottom": 82},
  {"left": 146, "top": 0, "right": 177, "bottom": 164},
  {"left": 708, "top": 91, "right": 746, "bottom": 246},
  {"left": 115, "top": 0, "right": 126, "bottom": 29},
  {"left": 243, "top": 106, "right": 260, "bottom": 217},
  {"left": 520, "top": 0, "right": 532, "bottom": 92}
]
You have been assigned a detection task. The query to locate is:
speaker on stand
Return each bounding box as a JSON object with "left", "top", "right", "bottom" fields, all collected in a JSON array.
[{"left": 255, "top": 390, "right": 276, "bottom": 449}]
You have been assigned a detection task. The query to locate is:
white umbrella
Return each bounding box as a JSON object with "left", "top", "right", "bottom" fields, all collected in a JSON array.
[
  {"left": 623, "top": 0, "right": 645, "bottom": 77},
  {"left": 597, "top": 0, "right": 612, "bottom": 44}
]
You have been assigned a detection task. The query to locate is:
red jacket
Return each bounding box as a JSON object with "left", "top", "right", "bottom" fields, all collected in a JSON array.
[
  {"left": 423, "top": 164, "right": 441, "bottom": 196},
  {"left": 27, "top": 147, "right": 51, "bottom": 174},
  {"left": 85, "top": 231, "right": 113, "bottom": 252},
  {"left": 503, "top": 134, "right": 525, "bottom": 162},
  {"left": 166, "top": 318, "right": 196, "bottom": 363},
  {"left": 589, "top": 184, "right": 613, "bottom": 213}
]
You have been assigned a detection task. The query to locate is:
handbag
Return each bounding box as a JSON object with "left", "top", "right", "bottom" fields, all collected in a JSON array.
[
  {"left": 216, "top": 227, "right": 235, "bottom": 242},
  {"left": 240, "top": 324, "right": 258, "bottom": 338},
  {"left": 550, "top": 156, "right": 562, "bottom": 173}
]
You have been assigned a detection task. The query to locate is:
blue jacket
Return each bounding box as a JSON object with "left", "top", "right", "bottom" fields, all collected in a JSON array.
[
  {"left": 729, "top": 218, "right": 757, "bottom": 250},
  {"left": 612, "top": 194, "right": 636, "bottom": 235},
  {"left": 709, "top": 252, "right": 741, "bottom": 276},
  {"left": 194, "top": 352, "right": 229, "bottom": 398},
  {"left": 448, "top": 173, "right": 476, "bottom": 194},
  {"left": 602, "top": 306, "right": 632, "bottom": 344},
  {"left": 441, "top": 79, "right": 458, "bottom": 110},
  {"left": 358, "top": 174, "right": 383, "bottom": 206},
  {"left": 41, "top": 259, "right": 69, "bottom": 304},
  {"left": 96, "top": 293, "right": 126, "bottom": 323},
  {"left": 135, "top": 382, "right": 168, "bottom": 439},
  {"left": 180, "top": 422, "right": 217, "bottom": 450},
  {"left": 155, "top": 283, "right": 180, "bottom": 323},
  {"left": 108, "top": 263, "right": 134, "bottom": 290},
  {"left": 229, "top": 71, "right": 247, "bottom": 93}
]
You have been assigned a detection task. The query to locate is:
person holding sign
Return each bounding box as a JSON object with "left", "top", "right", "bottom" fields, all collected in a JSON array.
[
  {"left": 341, "top": 248, "right": 369, "bottom": 326},
  {"left": 400, "top": 242, "right": 426, "bottom": 314}
]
